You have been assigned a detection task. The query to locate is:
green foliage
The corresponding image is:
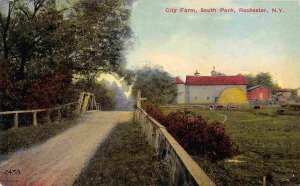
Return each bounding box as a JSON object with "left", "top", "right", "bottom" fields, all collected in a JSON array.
[
  {"left": 0, "top": 119, "right": 77, "bottom": 155},
  {"left": 0, "top": 0, "right": 134, "bottom": 111},
  {"left": 245, "top": 72, "right": 281, "bottom": 93},
  {"left": 0, "top": 58, "right": 77, "bottom": 110},
  {"left": 144, "top": 102, "right": 238, "bottom": 161},
  {"left": 75, "top": 78, "right": 116, "bottom": 110},
  {"left": 72, "top": 0, "right": 134, "bottom": 77},
  {"left": 132, "top": 66, "right": 177, "bottom": 105},
  {"left": 163, "top": 108, "right": 300, "bottom": 185},
  {"left": 73, "top": 122, "right": 169, "bottom": 185},
  {"left": 0, "top": 57, "right": 15, "bottom": 111}
]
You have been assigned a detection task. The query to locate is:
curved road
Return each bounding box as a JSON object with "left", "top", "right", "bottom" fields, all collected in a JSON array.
[{"left": 0, "top": 111, "right": 133, "bottom": 186}]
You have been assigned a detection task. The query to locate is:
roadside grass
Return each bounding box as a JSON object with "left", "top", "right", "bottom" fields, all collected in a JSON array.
[
  {"left": 0, "top": 119, "right": 78, "bottom": 156},
  {"left": 162, "top": 107, "right": 300, "bottom": 185},
  {"left": 73, "top": 122, "right": 169, "bottom": 186}
]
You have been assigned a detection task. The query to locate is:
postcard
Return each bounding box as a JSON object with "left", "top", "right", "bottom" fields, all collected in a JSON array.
[{"left": 0, "top": 0, "right": 299, "bottom": 185}]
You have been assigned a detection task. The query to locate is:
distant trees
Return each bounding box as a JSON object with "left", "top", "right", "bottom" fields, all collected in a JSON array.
[
  {"left": 0, "top": 0, "right": 133, "bottom": 111},
  {"left": 101, "top": 80, "right": 133, "bottom": 110},
  {"left": 245, "top": 72, "right": 281, "bottom": 94},
  {"left": 132, "top": 66, "right": 177, "bottom": 105}
]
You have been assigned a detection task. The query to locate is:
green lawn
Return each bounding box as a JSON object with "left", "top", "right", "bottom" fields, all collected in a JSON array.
[
  {"left": 162, "top": 107, "right": 300, "bottom": 185},
  {"left": 0, "top": 119, "right": 78, "bottom": 156}
]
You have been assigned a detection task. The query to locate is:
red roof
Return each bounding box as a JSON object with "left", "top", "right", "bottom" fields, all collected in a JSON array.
[
  {"left": 175, "top": 76, "right": 184, "bottom": 84},
  {"left": 185, "top": 75, "right": 248, "bottom": 85}
]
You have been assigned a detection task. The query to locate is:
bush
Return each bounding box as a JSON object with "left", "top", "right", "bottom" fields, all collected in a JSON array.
[
  {"left": 0, "top": 58, "right": 76, "bottom": 111},
  {"left": 143, "top": 102, "right": 238, "bottom": 161}
]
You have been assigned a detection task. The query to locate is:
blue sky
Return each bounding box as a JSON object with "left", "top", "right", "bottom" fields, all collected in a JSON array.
[{"left": 127, "top": 0, "right": 300, "bottom": 88}]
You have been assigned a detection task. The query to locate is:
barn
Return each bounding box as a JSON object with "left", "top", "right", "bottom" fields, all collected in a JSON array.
[
  {"left": 247, "top": 85, "right": 271, "bottom": 101},
  {"left": 175, "top": 69, "right": 249, "bottom": 106}
]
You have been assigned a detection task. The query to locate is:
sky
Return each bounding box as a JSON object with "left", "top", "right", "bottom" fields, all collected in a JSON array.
[{"left": 126, "top": 0, "right": 300, "bottom": 89}]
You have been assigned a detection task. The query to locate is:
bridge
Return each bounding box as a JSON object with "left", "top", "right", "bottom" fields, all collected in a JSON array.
[
  {"left": 0, "top": 92, "right": 101, "bottom": 129},
  {"left": 0, "top": 91, "right": 215, "bottom": 186},
  {"left": 0, "top": 111, "right": 133, "bottom": 185},
  {"left": 0, "top": 92, "right": 133, "bottom": 185}
]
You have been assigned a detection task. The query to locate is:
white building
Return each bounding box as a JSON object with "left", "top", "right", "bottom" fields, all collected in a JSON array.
[{"left": 175, "top": 69, "right": 249, "bottom": 105}]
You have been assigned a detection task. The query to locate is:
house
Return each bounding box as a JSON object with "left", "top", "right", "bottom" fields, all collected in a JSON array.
[
  {"left": 297, "top": 88, "right": 300, "bottom": 97},
  {"left": 175, "top": 68, "right": 249, "bottom": 106},
  {"left": 247, "top": 85, "right": 271, "bottom": 101},
  {"left": 276, "top": 89, "right": 292, "bottom": 102}
]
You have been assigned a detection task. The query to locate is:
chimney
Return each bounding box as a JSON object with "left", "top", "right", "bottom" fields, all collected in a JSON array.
[
  {"left": 211, "top": 66, "right": 217, "bottom": 76},
  {"left": 194, "top": 70, "right": 200, "bottom": 76}
]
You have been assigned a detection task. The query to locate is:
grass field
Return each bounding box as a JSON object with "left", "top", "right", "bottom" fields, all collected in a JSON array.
[
  {"left": 0, "top": 119, "right": 78, "bottom": 156},
  {"left": 74, "top": 122, "right": 169, "bottom": 185},
  {"left": 162, "top": 107, "right": 300, "bottom": 185}
]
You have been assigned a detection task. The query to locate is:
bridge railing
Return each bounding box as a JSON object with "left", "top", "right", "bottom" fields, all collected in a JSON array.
[
  {"left": 0, "top": 92, "right": 99, "bottom": 129},
  {"left": 135, "top": 90, "right": 215, "bottom": 186}
]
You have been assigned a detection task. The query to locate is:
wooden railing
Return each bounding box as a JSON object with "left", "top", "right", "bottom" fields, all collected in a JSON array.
[
  {"left": 0, "top": 92, "right": 99, "bottom": 129},
  {"left": 135, "top": 107, "right": 215, "bottom": 186},
  {"left": 135, "top": 91, "right": 215, "bottom": 186},
  {"left": 78, "top": 92, "right": 100, "bottom": 112}
]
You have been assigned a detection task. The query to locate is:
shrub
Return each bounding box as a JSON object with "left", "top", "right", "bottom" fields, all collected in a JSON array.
[
  {"left": 143, "top": 102, "right": 169, "bottom": 126},
  {"left": 143, "top": 102, "right": 238, "bottom": 161}
]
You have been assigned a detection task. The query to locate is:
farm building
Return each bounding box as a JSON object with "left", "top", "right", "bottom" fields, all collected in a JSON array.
[
  {"left": 247, "top": 85, "right": 271, "bottom": 101},
  {"left": 175, "top": 68, "right": 249, "bottom": 105},
  {"left": 276, "top": 89, "right": 292, "bottom": 102}
]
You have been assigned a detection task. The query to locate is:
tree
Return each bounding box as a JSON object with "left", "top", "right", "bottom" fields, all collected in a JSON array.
[
  {"left": 0, "top": 57, "right": 15, "bottom": 111},
  {"left": 0, "top": 0, "right": 134, "bottom": 110},
  {"left": 102, "top": 80, "right": 133, "bottom": 110},
  {"left": 69, "top": 0, "right": 134, "bottom": 78},
  {"left": 132, "top": 66, "right": 177, "bottom": 105},
  {"left": 0, "top": 1, "right": 78, "bottom": 109},
  {"left": 245, "top": 72, "right": 280, "bottom": 94},
  {"left": 245, "top": 74, "right": 256, "bottom": 89},
  {"left": 0, "top": 0, "right": 15, "bottom": 59}
]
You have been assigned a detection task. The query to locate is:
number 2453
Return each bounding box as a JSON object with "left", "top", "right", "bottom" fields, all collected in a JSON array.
[{"left": 3, "top": 170, "right": 21, "bottom": 175}]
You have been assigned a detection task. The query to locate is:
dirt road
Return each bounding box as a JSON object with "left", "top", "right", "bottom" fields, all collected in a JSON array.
[{"left": 0, "top": 111, "right": 133, "bottom": 186}]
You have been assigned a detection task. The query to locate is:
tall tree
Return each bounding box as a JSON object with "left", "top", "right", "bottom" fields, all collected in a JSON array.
[
  {"left": 0, "top": 0, "right": 16, "bottom": 59},
  {"left": 70, "top": 0, "right": 134, "bottom": 77},
  {"left": 245, "top": 72, "right": 280, "bottom": 94},
  {"left": 132, "top": 66, "right": 177, "bottom": 105},
  {"left": 0, "top": 0, "right": 134, "bottom": 110}
]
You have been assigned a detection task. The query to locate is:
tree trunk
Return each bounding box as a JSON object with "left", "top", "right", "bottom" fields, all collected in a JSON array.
[
  {"left": 1, "top": 33, "right": 9, "bottom": 59},
  {"left": 18, "top": 57, "right": 26, "bottom": 80}
]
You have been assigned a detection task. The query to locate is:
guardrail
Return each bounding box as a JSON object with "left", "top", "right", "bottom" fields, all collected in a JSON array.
[
  {"left": 0, "top": 92, "right": 99, "bottom": 129},
  {"left": 0, "top": 102, "right": 79, "bottom": 128},
  {"left": 135, "top": 106, "right": 215, "bottom": 186},
  {"left": 160, "top": 104, "right": 254, "bottom": 111}
]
